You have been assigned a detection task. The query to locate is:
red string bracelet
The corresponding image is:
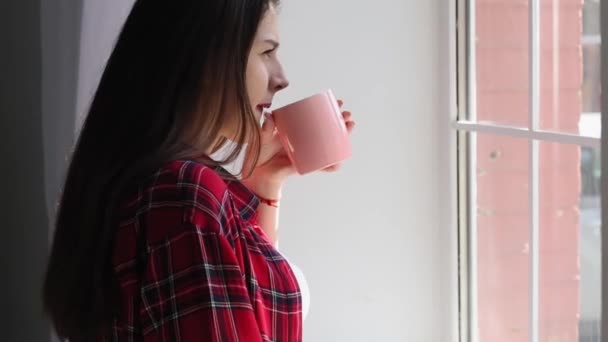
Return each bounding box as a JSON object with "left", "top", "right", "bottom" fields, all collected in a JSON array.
[{"left": 255, "top": 193, "right": 280, "bottom": 208}]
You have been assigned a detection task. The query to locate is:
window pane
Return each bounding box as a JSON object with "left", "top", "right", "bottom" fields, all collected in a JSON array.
[
  {"left": 474, "top": 1, "right": 529, "bottom": 127},
  {"left": 474, "top": 133, "right": 530, "bottom": 342},
  {"left": 539, "top": 142, "right": 602, "bottom": 342},
  {"left": 539, "top": 0, "right": 602, "bottom": 137}
]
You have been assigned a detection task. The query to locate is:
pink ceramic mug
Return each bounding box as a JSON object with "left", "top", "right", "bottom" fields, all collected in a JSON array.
[{"left": 271, "top": 89, "right": 352, "bottom": 175}]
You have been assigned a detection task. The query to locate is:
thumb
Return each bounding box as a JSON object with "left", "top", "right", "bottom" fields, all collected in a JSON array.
[{"left": 260, "top": 113, "right": 276, "bottom": 143}]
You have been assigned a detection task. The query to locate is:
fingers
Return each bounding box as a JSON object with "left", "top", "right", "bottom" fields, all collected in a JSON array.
[
  {"left": 337, "top": 98, "right": 357, "bottom": 135},
  {"left": 262, "top": 113, "right": 275, "bottom": 130},
  {"left": 345, "top": 120, "right": 355, "bottom": 133},
  {"left": 342, "top": 110, "right": 352, "bottom": 121},
  {"left": 338, "top": 102, "right": 354, "bottom": 127},
  {"left": 322, "top": 163, "right": 342, "bottom": 173},
  {"left": 341, "top": 110, "right": 355, "bottom": 134},
  {"left": 260, "top": 113, "right": 277, "bottom": 143}
]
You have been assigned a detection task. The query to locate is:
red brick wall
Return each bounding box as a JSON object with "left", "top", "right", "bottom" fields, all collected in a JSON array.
[{"left": 475, "top": 0, "right": 582, "bottom": 340}]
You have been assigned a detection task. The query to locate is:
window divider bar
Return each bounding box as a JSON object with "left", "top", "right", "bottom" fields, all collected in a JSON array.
[
  {"left": 599, "top": 0, "right": 607, "bottom": 339},
  {"left": 451, "top": 121, "right": 601, "bottom": 148},
  {"left": 465, "top": 0, "right": 479, "bottom": 341},
  {"left": 529, "top": 0, "right": 541, "bottom": 341},
  {"left": 456, "top": 0, "right": 473, "bottom": 340},
  {"left": 529, "top": 139, "right": 540, "bottom": 342}
]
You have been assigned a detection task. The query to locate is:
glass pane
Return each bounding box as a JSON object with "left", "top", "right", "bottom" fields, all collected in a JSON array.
[
  {"left": 540, "top": 0, "right": 602, "bottom": 137},
  {"left": 474, "top": 133, "right": 530, "bottom": 342},
  {"left": 474, "top": 1, "right": 529, "bottom": 127},
  {"left": 539, "top": 142, "right": 602, "bottom": 342}
]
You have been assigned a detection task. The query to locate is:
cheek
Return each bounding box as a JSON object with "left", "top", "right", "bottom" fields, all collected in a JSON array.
[{"left": 246, "top": 61, "right": 269, "bottom": 100}]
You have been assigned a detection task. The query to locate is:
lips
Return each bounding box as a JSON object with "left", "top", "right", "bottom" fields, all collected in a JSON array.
[{"left": 256, "top": 103, "right": 272, "bottom": 113}]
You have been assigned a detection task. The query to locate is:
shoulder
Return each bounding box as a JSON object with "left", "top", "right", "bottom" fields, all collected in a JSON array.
[
  {"left": 157, "top": 159, "right": 228, "bottom": 195},
  {"left": 135, "top": 160, "right": 235, "bottom": 243}
]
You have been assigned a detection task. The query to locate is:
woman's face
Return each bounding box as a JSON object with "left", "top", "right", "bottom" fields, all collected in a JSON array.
[{"left": 246, "top": 4, "right": 289, "bottom": 121}]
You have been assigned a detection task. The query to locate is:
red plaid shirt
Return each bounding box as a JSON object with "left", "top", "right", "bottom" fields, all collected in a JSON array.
[{"left": 104, "top": 160, "right": 303, "bottom": 341}]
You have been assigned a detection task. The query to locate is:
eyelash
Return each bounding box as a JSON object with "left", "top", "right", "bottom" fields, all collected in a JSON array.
[{"left": 263, "top": 48, "right": 276, "bottom": 56}]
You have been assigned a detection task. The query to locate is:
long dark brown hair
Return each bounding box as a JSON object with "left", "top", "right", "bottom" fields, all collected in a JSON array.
[{"left": 42, "top": 0, "right": 278, "bottom": 340}]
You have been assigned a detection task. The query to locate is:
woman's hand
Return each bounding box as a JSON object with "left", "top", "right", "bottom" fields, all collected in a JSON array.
[{"left": 243, "top": 100, "right": 355, "bottom": 197}]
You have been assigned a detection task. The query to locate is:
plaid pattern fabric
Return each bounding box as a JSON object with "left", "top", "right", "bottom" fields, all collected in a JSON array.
[{"left": 103, "top": 160, "right": 303, "bottom": 341}]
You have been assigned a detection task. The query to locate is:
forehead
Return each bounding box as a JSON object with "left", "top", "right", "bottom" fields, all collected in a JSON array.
[{"left": 255, "top": 5, "right": 280, "bottom": 39}]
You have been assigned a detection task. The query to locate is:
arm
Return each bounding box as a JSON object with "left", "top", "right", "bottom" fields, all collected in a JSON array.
[
  {"left": 140, "top": 223, "right": 263, "bottom": 342},
  {"left": 250, "top": 182, "right": 282, "bottom": 248}
]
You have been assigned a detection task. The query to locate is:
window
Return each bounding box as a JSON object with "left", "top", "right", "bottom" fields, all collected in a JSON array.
[{"left": 454, "top": 0, "right": 603, "bottom": 341}]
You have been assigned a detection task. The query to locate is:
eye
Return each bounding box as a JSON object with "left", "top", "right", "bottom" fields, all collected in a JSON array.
[{"left": 263, "top": 47, "right": 277, "bottom": 57}]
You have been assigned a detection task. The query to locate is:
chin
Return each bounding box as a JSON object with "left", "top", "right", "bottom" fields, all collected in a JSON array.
[{"left": 253, "top": 110, "right": 264, "bottom": 125}]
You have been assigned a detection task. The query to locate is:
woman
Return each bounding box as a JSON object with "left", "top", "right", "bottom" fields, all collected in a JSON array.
[{"left": 42, "top": 1, "right": 354, "bottom": 341}]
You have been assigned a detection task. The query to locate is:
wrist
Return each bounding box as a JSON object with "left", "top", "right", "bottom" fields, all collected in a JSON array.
[
  {"left": 255, "top": 193, "right": 281, "bottom": 208},
  {"left": 242, "top": 178, "right": 283, "bottom": 199}
]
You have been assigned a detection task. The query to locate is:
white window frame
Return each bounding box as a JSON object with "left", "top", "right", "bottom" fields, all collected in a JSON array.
[
  {"left": 436, "top": 0, "right": 460, "bottom": 340},
  {"left": 601, "top": 1, "right": 607, "bottom": 340},
  {"left": 581, "top": 33, "right": 602, "bottom": 137},
  {"left": 439, "top": 0, "right": 607, "bottom": 341}
]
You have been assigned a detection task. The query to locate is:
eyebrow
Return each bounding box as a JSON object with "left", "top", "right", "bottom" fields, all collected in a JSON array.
[{"left": 263, "top": 39, "right": 280, "bottom": 49}]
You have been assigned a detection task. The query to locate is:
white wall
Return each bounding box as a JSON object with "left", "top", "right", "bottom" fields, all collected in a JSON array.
[{"left": 275, "top": 1, "right": 449, "bottom": 341}]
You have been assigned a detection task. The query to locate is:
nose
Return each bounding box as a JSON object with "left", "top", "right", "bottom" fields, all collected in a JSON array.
[
  {"left": 272, "top": 65, "right": 290, "bottom": 92},
  {"left": 274, "top": 76, "right": 289, "bottom": 92}
]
